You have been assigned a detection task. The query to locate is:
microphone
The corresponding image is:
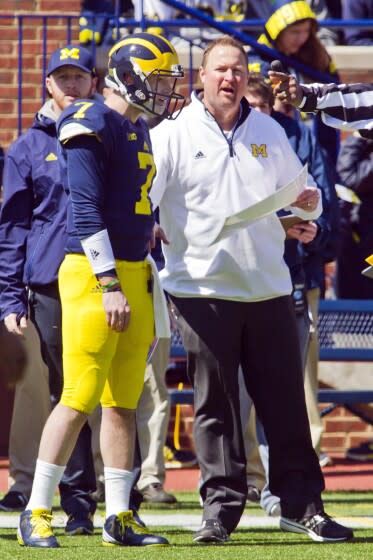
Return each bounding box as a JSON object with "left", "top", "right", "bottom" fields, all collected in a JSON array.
[{"left": 270, "top": 60, "right": 285, "bottom": 73}]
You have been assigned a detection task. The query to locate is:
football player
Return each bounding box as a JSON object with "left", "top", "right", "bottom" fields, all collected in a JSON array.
[{"left": 17, "top": 32, "right": 184, "bottom": 549}]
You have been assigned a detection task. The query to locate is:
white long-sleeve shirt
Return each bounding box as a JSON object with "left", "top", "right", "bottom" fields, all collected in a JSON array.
[{"left": 150, "top": 93, "right": 321, "bottom": 302}]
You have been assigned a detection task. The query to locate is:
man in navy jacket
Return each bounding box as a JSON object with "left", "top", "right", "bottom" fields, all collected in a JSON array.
[{"left": 0, "top": 44, "right": 98, "bottom": 534}]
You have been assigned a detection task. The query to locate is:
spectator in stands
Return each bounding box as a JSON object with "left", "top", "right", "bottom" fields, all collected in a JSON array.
[
  {"left": 150, "top": 35, "right": 352, "bottom": 544},
  {"left": 132, "top": 0, "right": 175, "bottom": 25},
  {"left": 0, "top": 45, "right": 98, "bottom": 533},
  {"left": 245, "top": 0, "right": 271, "bottom": 20},
  {"left": 342, "top": 0, "right": 373, "bottom": 46},
  {"left": 79, "top": 0, "right": 133, "bottom": 46},
  {"left": 244, "top": 74, "right": 339, "bottom": 515},
  {"left": 248, "top": 0, "right": 340, "bottom": 164},
  {"left": 79, "top": 0, "right": 184, "bottom": 46},
  {"left": 246, "top": 0, "right": 340, "bottom": 44},
  {"left": 171, "top": 1, "right": 248, "bottom": 49}
]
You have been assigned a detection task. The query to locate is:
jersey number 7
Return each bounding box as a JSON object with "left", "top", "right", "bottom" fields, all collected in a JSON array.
[{"left": 135, "top": 151, "right": 155, "bottom": 215}]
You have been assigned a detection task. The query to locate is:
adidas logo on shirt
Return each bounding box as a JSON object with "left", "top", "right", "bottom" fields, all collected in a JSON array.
[
  {"left": 45, "top": 152, "right": 58, "bottom": 161},
  {"left": 194, "top": 151, "right": 206, "bottom": 159},
  {"left": 90, "top": 249, "right": 100, "bottom": 260}
]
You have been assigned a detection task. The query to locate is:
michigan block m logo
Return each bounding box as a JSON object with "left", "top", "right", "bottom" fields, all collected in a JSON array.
[
  {"left": 251, "top": 144, "right": 268, "bottom": 158},
  {"left": 60, "top": 48, "right": 80, "bottom": 61}
]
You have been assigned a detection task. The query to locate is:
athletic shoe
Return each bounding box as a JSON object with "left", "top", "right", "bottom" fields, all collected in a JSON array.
[
  {"left": 140, "top": 483, "right": 177, "bottom": 504},
  {"left": 193, "top": 519, "right": 229, "bottom": 544},
  {"left": 102, "top": 510, "right": 169, "bottom": 546},
  {"left": 247, "top": 485, "right": 261, "bottom": 503},
  {"left": 164, "top": 443, "right": 198, "bottom": 469},
  {"left": 319, "top": 452, "right": 333, "bottom": 467},
  {"left": 280, "top": 512, "right": 353, "bottom": 542},
  {"left": 269, "top": 502, "right": 282, "bottom": 517},
  {"left": 346, "top": 440, "right": 373, "bottom": 461},
  {"left": 65, "top": 512, "right": 94, "bottom": 535},
  {"left": 0, "top": 491, "right": 27, "bottom": 512},
  {"left": 17, "top": 508, "right": 59, "bottom": 548},
  {"left": 90, "top": 482, "right": 146, "bottom": 526}
]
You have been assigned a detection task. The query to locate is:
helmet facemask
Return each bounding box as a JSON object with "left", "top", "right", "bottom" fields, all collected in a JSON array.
[{"left": 140, "top": 67, "right": 186, "bottom": 120}]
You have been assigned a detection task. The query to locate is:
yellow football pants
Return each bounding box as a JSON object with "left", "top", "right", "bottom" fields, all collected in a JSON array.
[{"left": 58, "top": 254, "right": 154, "bottom": 414}]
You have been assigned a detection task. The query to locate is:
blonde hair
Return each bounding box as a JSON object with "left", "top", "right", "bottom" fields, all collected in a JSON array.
[{"left": 201, "top": 35, "right": 247, "bottom": 68}]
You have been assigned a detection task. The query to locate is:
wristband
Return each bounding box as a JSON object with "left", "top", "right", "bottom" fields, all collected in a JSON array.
[
  {"left": 81, "top": 229, "right": 116, "bottom": 274},
  {"left": 101, "top": 279, "right": 122, "bottom": 293}
]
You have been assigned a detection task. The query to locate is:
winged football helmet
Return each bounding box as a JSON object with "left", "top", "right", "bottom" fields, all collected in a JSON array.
[{"left": 106, "top": 32, "right": 185, "bottom": 119}]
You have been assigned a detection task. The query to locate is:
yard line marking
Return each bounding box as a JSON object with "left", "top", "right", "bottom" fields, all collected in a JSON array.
[{"left": 0, "top": 513, "right": 372, "bottom": 529}]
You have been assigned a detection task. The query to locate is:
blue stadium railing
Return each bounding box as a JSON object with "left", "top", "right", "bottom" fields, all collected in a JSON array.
[{"left": 0, "top": 12, "right": 372, "bottom": 136}]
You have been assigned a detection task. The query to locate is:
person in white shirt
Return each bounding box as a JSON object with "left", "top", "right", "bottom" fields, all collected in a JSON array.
[{"left": 150, "top": 35, "right": 353, "bottom": 544}]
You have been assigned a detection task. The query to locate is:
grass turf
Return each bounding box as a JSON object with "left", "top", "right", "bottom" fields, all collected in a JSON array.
[{"left": 1, "top": 491, "right": 373, "bottom": 559}]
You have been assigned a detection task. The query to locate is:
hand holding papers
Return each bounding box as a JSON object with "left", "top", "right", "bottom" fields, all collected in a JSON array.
[
  {"left": 280, "top": 214, "right": 308, "bottom": 238},
  {"left": 213, "top": 164, "right": 308, "bottom": 245}
]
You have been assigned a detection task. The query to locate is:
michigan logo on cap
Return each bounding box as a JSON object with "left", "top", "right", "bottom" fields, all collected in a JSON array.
[
  {"left": 47, "top": 44, "right": 95, "bottom": 76},
  {"left": 59, "top": 47, "right": 81, "bottom": 62}
]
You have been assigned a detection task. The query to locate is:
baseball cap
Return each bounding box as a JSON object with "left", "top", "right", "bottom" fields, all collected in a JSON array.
[{"left": 47, "top": 44, "right": 96, "bottom": 76}]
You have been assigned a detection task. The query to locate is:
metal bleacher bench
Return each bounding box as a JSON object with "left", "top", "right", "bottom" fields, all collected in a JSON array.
[{"left": 168, "top": 299, "right": 373, "bottom": 420}]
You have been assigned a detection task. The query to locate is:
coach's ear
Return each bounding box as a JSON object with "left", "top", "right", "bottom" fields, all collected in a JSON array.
[
  {"left": 199, "top": 65, "right": 206, "bottom": 86},
  {"left": 45, "top": 76, "right": 53, "bottom": 97}
]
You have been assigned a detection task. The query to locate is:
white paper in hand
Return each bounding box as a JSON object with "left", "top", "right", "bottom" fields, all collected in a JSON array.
[{"left": 212, "top": 164, "right": 308, "bottom": 245}]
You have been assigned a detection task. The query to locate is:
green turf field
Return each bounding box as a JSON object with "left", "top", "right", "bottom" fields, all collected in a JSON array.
[{"left": 1, "top": 491, "right": 373, "bottom": 559}]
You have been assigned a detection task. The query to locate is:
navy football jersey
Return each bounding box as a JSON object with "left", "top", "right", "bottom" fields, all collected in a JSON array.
[{"left": 57, "top": 99, "right": 155, "bottom": 261}]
